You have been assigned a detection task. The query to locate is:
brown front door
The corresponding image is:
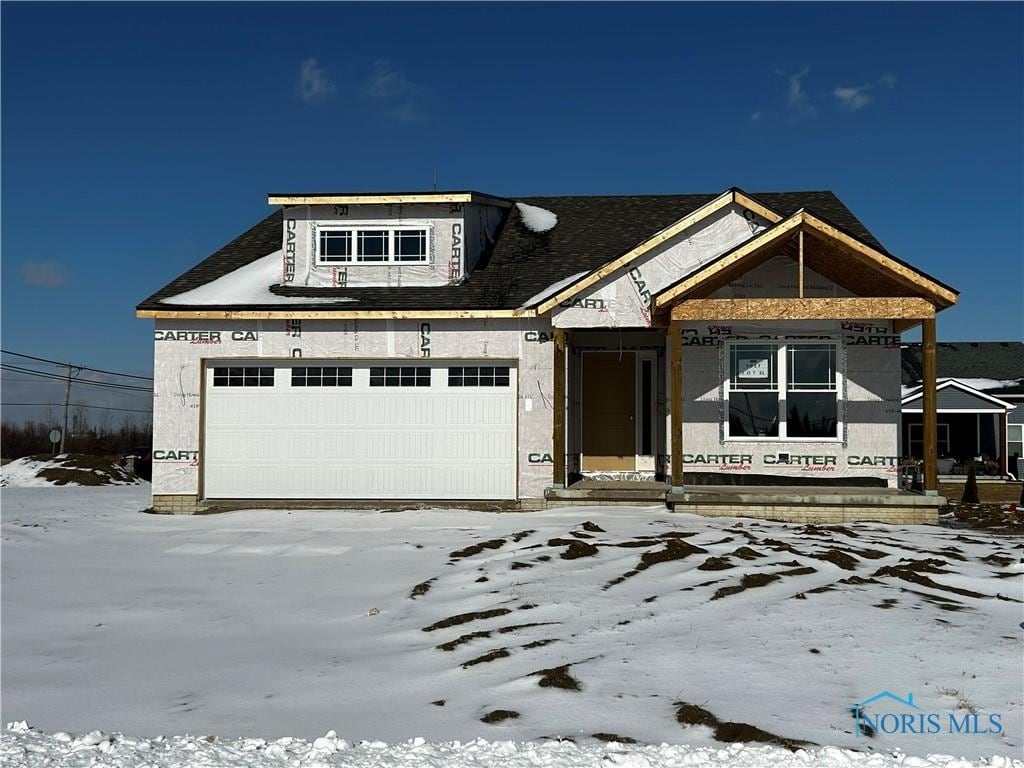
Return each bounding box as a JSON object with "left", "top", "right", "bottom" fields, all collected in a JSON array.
[{"left": 582, "top": 352, "right": 636, "bottom": 471}]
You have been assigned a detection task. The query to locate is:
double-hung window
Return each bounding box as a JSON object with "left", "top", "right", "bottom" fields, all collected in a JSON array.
[
  {"left": 726, "top": 342, "right": 840, "bottom": 439},
  {"left": 317, "top": 225, "right": 430, "bottom": 265}
]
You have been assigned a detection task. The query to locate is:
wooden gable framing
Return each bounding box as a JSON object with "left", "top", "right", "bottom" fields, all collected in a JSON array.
[
  {"left": 653, "top": 209, "right": 958, "bottom": 316},
  {"left": 533, "top": 189, "right": 783, "bottom": 315}
]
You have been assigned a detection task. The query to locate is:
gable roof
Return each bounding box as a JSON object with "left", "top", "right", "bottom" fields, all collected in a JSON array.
[
  {"left": 137, "top": 189, "right": 900, "bottom": 314},
  {"left": 652, "top": 209, "right": 958, "bottom": 310},
  {"left": 901, "top": 379, "right": 1017, "bottom": 411},
  {"left": 901, "top": 342, "right": 1024, "bottom": 394}
]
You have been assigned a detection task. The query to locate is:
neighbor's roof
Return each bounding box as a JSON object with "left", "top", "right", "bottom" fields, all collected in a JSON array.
[
  {"left": 138, "top": 190, "right": 891, "bottom": 312},
  {"left": 901, "top": 342, "right": 1024, "bottom": 394}
]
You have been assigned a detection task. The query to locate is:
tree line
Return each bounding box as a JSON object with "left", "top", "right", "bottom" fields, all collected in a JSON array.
[{"left": 1, "top": 408, "right": 152, "bottom": 460}]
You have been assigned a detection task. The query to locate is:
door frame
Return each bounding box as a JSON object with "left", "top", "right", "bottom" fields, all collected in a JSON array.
[{"left": 579, "top": 349, "right": 658, "bottom": 473}]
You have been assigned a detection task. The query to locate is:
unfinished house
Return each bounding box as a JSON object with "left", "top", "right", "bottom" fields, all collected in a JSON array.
[{"left": 137, "top": 188, "right": 958, "bottom": 522}]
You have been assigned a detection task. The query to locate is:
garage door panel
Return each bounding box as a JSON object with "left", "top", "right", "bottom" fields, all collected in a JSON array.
[{"left": 203, "top": 361, "right": 517, "bottom": 500}]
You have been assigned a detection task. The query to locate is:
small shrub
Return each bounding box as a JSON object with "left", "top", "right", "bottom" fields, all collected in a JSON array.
[{"left": 961, "top": 460, "right": 979, "bottom": 505}]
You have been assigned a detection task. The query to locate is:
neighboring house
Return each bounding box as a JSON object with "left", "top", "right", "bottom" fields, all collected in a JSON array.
[
  {"left": 137, "top": 188, "right": 958, "bottom": 516},
  {"left": 901, "top": 342, "right": 1024, "bottom": 479}
]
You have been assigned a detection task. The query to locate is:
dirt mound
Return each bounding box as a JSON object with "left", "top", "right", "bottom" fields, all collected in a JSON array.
[
  {"left": 1, "top": 454, "right": 140, "bottom": 488},
  {"left": 675, "top": 702, "right": 809, "bottom": 751}
]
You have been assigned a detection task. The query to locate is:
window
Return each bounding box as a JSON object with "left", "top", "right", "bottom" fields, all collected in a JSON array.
[
  {"left": 291, "top": 366, "right": 352, "bottom": 387},
  {"left": 212, "top": 366, "right": 275, "bottom": 387},
  {"left": 1008, "top": 424, "right": 1023, "bottom": 464},
  {"left": 448, "top": 366, "right": 511, "bottom": 387},
  {"left": 317, "top": 226, "right": 430, "bottom": 265},
  {"left": 370, "top": 366, "right": 431, "bottom": 387},
  {"left": 727, "top": 342, "right": 839, "bottom": 439}
]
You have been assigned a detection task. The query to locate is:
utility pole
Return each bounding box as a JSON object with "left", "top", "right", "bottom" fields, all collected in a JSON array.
[{"left": 60, "top": 364, "right": 80, "bottom": 454}]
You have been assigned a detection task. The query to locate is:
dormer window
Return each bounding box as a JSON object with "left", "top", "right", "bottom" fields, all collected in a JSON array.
[{"left": 316, "top": 225, "right": 431, "bottom": 265}]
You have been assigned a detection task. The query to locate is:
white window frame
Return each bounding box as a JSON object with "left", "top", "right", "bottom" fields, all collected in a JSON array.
[
  {"left": 315, "top": 222, "right": 433, "bottom": 265},
  {"left": 724, "top": 340, "right": 843, "bottom": 442}
]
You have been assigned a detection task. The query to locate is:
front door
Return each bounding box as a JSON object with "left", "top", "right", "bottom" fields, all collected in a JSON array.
[{"left": 582, "top": 352, "right": 636, "bottom": 471}]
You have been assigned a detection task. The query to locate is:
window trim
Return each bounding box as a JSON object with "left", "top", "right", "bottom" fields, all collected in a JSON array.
[
  {"left": 315, "top": 222, "right": 433, "bottom": 265},
  {"left": 724, "top": 340, "right": 843, "bottom": 442}
]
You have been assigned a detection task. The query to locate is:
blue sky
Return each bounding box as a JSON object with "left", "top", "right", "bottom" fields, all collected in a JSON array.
[{"left": 2, "top": 2, "right": 1022, "bottom": 420}]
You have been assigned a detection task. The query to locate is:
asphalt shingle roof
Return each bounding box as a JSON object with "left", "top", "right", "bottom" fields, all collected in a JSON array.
[
  {"left": 901, "top": 342, "right": 1024, "bottom": 393},
  {"left": 138, "top": 190, "right": 890, "bottom": 312}
]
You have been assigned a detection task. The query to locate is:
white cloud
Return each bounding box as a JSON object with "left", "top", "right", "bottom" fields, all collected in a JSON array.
[
  {"left": 833, "top": 74, "right": 897, "bottom": 111},
  {"left": 20, "top": 262, "right": 67, "bottom": 288},
  {"left": 834, "top": 85, "right": 872, "bottom": 111},
  {"left": 296, "top": 57, "right": 336, "bottom": 104},
  {"left": 778, "top": 66, "right": 815, "bottom": 117},
  {"left": 365, "top": 59, "right": 426, "bottom": 122}
]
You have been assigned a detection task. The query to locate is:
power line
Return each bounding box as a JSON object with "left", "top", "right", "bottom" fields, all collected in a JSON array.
[
  {"left": 0, "top": 349, "right": 153, "bottom": 381},
  {"left": 1, "top": 365, "right": 153, "bottom": 392},
  {"left": 2, "top": 402, "right": 152, "bottom": 414}
]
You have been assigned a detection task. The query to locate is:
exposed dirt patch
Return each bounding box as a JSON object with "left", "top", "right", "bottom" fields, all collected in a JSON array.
[
  {"left": 423, "top": 608, "right": 512, "bottom": 632},
  {"left": 675, "top": 703, "right": 717, "bottom": 727},
  {"left": 581, "top": 521, "right": 605, "bottom": 533},
  {"left": 570, "top": 531, "right": 594, "bottom": 539},
  {"left": 872, "top": 564, "right": 993, "bottom": 600},
  {"left": 436, "top": 621, "right": 559, "bottom": 651},
  {"left": 29, "top": 454, "right": 138, "bottom": 487},
  {"left": 511, "top": 530, "right": 536, "bottom": 542},
  {"left": 874, "top": 598, "right": 899, "bottom": 609},
  {"left": 462, "top": 648, "right": 510, "bottom": 668},
  {"left": 605, "top": 538, "right": 709, "bottom": 589},
  {"left": 610, "top": 540, "right": 660, "bottom": 548},
  {"left": 510, "top": 561, "right": 533, "bottom": 570},
  {"left": 409, "top": 578, "right": 436, "bottom": 599},
  {"left": 698, "top": 556, "right": 735, "bottom": 571},
  {"left": 592, "top": 733, "right": 637, "bottom": 744},
  {"left": 431, "top": 699, "right": 445, "bottom": 706},
  {"left": 981, "top": 553, "right": 1016, "bottom": 567},
  {"left": 548, "top": 539, "right": 599, "bottom": 560},
  {"left": 797, "top": 524, "right": 861, "bottom": 539},
  {"left": 732, "top": 546, "right": 767, "bottom": 560},
  {"left": 675, "top": 702, "right": 809, "bottom": 751},
  {"left": 480, "top": 709, "right": 519, "bottom": 724},
  {"left": 475, "top": 576, "right": 489, "bottom": 583},
  {"left": 532, "top": 663, "right": 581, "bottom": 691},
  {"left": 450, "top": 538, "right": 507, "bottom": 560},
  {"left": 522, "top": 639, "right": 558, "bottom": 650},
  {"left": 712, "top": 572, "right": 781, "bottom": 600},
  {"left": 807, "top": 549, "right": 859, "bottom": 570}
]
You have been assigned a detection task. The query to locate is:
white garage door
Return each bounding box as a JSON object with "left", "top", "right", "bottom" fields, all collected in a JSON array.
[{"left": 203, "top": 360, "right": 517, "bottom": 500}]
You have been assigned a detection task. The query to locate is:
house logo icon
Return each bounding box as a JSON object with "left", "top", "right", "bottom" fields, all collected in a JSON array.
[{"left": 851, "top": 692, "right": 920, "bottom": 738}]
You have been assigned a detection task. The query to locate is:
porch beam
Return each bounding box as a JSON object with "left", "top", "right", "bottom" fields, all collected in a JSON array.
[
  {"left": 552, "top": 328, "right": 566, "bottom": 487},
  {"left": 669, "top": 320, "right": 684, "bottom": 490},
  {"left": 922, "top": 316, "right": 938, "bottom": 493},
  {"left": 998, "top": 411, "right": 1008, "bottom": 476},
  {"left": 670, "top": 297, "right": 936, "bottom": 322}
]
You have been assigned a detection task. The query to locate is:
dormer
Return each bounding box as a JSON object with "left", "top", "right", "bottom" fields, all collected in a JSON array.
[{"left": 268, "top": 191, "right": 510, "bottom": 289}]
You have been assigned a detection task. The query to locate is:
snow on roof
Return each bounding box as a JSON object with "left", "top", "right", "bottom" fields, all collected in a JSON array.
[
  {"left": 160, "top": 251, "right": 357, "bottom": 306},
  {"left": 519, "top": 271, "right": 589, "bottom": 309},
  {"left": 515, "top": 202, "right": 558, "bottom": 233}
]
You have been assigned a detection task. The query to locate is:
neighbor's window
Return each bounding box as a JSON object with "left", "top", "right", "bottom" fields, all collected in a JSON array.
[
  {"left": 448, "top": 366, "right": 511, "bottom": 387},
  {"left": 318, "top": 226, "right": 430, "bottom": 265},
  {"left": 369, "top": 366, "right": 431, "bottom": 387},
  {"left": 727, "top": 342, "right": 839, "bottom": 439},
  {"left": 212, "top": 366, "right": 275, "bottom": 387},
  {"left": 1008, "top": 424, "right": 1023, "bottom": 464},
  {"left": 291, "top": 366, "right": 353, "bottom": 387}
]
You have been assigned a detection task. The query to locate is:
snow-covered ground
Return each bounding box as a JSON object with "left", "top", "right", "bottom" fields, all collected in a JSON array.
[
  {"left": 3, "top": 722, "right": 1021, "bottom": 768},
  {"left": 1, "top": 486, "right": 1021, "bottom": 766}
]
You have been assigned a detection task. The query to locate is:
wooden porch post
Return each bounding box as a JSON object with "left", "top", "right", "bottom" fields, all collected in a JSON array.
[
  {"left": 670, "top": 320, "right": 684, "bottom": 490},
  {"left": 552, "top": 328, "right": 566, "bottom": 488},
  {"left": 998, "top": 411, "right": 1008, "bottom": 476},
  {"left": 922, "top": 316, "right": 938, "bottom": 493}
]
